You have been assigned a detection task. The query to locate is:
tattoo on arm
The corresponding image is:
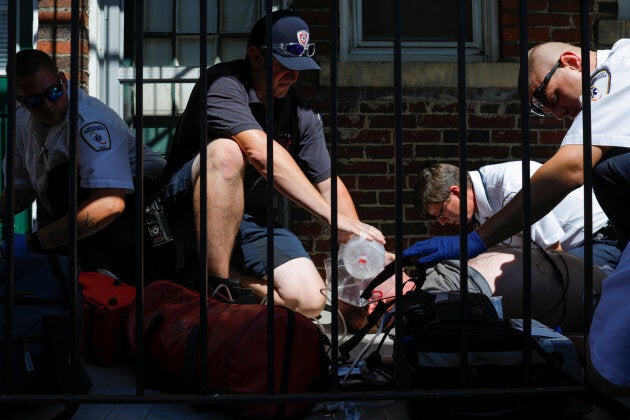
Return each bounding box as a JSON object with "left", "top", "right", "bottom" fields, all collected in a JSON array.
[
  {"left": 77, "top": 212, "right": 102, "bottom": 238},
  {"left": 43, "top": 212, "right": 102, "bottom": 249}
]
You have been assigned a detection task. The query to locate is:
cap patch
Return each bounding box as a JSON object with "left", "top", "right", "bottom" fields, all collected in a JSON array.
[
  {"left": 297, "top": 30, "right": 309, "bottom": 46},
  {"left": 81, "top": 122, "right": 111, "bottom": 151},
  {"left": 590, "top": 67, "right": 611, "bottom": 102}
]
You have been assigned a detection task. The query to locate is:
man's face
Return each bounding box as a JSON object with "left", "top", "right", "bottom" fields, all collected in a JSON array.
[
  {"left": 268, "top": 58, "right": 299, "bottom": 99},
  {"left": 529, "top": 60, "right": 583, "bottom": 120},
  {"left": 425, "top": 189, "right": 475, "bottom": 226},
  {"left": 16, "top": 69, "right": 68, "bottom": 126}
]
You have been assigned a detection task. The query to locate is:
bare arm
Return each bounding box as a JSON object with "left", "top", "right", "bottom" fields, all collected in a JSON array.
[
  {"left": 234, "top": 129, "right": 385, "bottom": 243},
  {"left": 477, "top": 144, "right": 605, "bottom": 247},
  {"left": 36, "top": 188, "right": 127, "bottom": 250},
  {"left": 316, "top": 177, "right": 362, "bottom": 243}
]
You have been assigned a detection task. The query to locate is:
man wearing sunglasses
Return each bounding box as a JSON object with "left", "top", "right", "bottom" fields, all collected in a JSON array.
[
  {"left": 412, "top": 161, "right": 620, "bottom": 269},
  {"left": 161, "top": 10, "right": 386, "bottom": 317},
  {"left": 2, "top": 49, "right": 167, "bottom": 282}
]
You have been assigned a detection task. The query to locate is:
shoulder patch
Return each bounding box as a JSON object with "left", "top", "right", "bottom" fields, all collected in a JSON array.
[
  {"left": 80, "top": 122, "right": 111, "bottom": 151},
  {"left": 590, "top": 67, "right": 611, "bottom": 102}
]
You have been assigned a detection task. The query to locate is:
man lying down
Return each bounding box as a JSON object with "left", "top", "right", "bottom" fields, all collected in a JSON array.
[{"left": 339, "top": 246, "right": 608, "bottom": 335}]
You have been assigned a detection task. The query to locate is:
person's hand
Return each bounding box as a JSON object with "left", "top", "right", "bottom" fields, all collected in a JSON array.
[
  {"left": 402, "top": 231, "right": 487, "bottom": 267},
  {"left": 336, "top": 214, "right": 386, "bottom": 244}
]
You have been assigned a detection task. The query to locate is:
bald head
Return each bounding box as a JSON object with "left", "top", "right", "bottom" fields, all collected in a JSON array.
[
  {"left": 528, "top": 42, "right": 581, "bottom": 76},
  {"left": 528, "top": 42, "right": 598, "bottom": 84},
  {"left": 525, "top": 42, "right": 598, "bottom": 119}
]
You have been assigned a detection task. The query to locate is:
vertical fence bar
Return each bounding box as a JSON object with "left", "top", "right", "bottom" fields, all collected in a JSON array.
[
  {"left": 198, "top": 0, "right": 209, "bottom": 394},
  {"left": 517, "top": 0, "right": 533, "bottom": 386},
  {"left": 579, "top": 0, "right": 594, "bottom": 335},
  {"left": 329, "top": 0, "right": 340, "bottom": 391},
  {"left": 2, "top": 0, "right": 16, "bottom": 390},
  {"left": 456, "top": 0, "right": 470, "bottom": 387},
  {"left": 392, "top": 0, "right": 405, "bottom": 388},
  {"left": 133, "top": 0, "right": 146, "bottom": 394},
  {"left": 264, "top": 0, "right": 276, "bottom": 397},
  {"left": 69, "top": 0, "right": 81, "bottom": 360}
]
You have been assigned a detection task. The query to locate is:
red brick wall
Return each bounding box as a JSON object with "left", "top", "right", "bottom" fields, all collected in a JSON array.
[
  {"left": 289, "top": 0, "right": 618, "bottom": 269},
  {"left": 37, "top": 0, "right": 620, "bottom": 273},
  {"left": 37, "top": 0, "right": 90, "bottom": 89}
]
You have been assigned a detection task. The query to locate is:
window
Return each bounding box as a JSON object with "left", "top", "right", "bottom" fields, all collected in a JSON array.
[
  {"left": 119, "top": 0, "right": 286, "bottom": 154},
  {"left": 340, "top": 0, "right": 498, "bottom": 62},
  {"left": 125, "top": 0, "right": 264, "bottom": 67},
  {"left": 0, "top": 0, "right": 8, "bottom": 74}
]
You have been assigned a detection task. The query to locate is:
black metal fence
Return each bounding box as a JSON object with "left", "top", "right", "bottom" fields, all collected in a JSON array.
[{"left": 2, "top": 0, "right": 629, "bottom": 418}]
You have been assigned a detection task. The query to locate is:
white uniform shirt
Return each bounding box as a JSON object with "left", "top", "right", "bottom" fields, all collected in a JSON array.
[
  {"left": 11, "top": 89, "right": 165, "bottom": 211},
  {"left": 471, "top": 161, "right": 609, "bottom": 250},
  {"left": 562, "top": 38, "right": 630, "bottom": 148}
]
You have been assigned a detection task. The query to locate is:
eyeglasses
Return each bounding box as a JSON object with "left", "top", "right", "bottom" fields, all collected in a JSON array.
[
  {"left": 530, "top": 60, "right": 560, "bottom": 117},
  {"left": 434, "top": 198, "right": 448, "bottom": 219},
  {"left": 271, "top": 42, "right": 316, "bottom": 57},
  {"left": 18, "top": 77, "right": 64, "bottom": 110}
]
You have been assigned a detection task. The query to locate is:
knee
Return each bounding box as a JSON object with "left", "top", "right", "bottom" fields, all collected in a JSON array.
[
  {"left": 294, "top": 287, "right": 327, "bottom": 318},
  {"left": 197, "top": 139, "right": 245, "bottom": 181}
]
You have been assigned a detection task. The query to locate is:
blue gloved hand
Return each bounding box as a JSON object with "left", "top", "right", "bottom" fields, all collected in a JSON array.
[
  {"left": 11, "top": 233, "right": 34, "bottom": 257},
  {"left": 402, "top": 231, "right": 487, "bottom": 267}
]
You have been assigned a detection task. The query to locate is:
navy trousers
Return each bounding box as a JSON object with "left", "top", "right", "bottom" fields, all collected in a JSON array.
[{"left": 593, "top": 147, "right": 630, "bottom": 248}]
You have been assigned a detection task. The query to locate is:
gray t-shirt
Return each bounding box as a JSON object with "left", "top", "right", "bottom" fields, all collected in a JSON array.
[{"left": 166, "top": 59, "right": 331, "bottom": 214}]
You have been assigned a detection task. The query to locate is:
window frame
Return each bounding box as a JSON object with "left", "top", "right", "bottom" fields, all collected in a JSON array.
[
  {"left": 340, "top": 0, "right": 499, "bottom": 63},
  {"left": 91, "top": 0, "right": 288, "bottom": 117}
]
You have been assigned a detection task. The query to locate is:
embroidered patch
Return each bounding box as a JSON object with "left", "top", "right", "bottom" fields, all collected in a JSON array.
[
  {"left": 590, "top": 67, "right": 611, "bottom": 101},
  {"left": 297, "top": 30, "right": 309, "bottom": 46},
  {"left": 81, "top": 122, "right": 111, "bottom": 151}
]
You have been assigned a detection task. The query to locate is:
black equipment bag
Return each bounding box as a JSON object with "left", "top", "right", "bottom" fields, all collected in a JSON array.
[
  {"left": 398, "top": 281, "right": 583, "bottom": 418},
  {"left": 0, "top": 254, "right": 92, "bottom": 413},
  {"left": 341, "top": 265, "right": 585, "bottom": 418}
]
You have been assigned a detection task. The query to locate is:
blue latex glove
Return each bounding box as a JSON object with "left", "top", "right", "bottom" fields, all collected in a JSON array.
[
  {"left": 11, "top": 233, "right": 34, "bottom": 257},
  {"left": 402, "top": 231, "right": 487, "bottom": 267}
]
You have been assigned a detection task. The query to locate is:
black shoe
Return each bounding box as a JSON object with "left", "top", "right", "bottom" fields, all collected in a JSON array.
[{"left": 208, "top": 276, "right": 258, "bottom": 304}]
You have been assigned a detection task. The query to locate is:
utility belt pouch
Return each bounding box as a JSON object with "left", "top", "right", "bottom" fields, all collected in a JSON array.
[{"left": 145, "top": 195, "right": 173, "bottom": 247}]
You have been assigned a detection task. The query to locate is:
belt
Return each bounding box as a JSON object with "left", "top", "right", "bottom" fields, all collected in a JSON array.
[{"left": 594, "top": 223, "right": 618, "bottom": 241}]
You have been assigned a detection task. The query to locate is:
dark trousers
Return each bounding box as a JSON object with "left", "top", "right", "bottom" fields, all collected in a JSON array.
[{"left": 593, "top": 147, "right": 630, "bottom": 248}]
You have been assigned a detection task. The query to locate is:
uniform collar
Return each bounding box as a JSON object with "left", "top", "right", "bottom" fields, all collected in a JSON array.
[{"left": 469, "top": 170, "right": 492, "bottom": 221}]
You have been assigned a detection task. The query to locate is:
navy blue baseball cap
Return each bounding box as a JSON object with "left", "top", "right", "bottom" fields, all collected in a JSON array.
[{"left": 248, "top": 10, "right": 321, "bottom": 71}]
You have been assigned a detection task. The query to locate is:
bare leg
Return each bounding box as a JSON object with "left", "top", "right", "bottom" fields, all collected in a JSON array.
[
  {"left": 191, "top": 139, "right": 245, "bottom": 278},
  {"left": 473, "top": 248, "right": 607, "bottom": 333},
  {"left": 236, "top": 257, "right": 327, "bottom": 318}
]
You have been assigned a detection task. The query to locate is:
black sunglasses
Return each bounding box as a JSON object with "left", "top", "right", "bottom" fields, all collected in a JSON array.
[
  {"left": 18, "top": 77, "right": 64, "bottom": 110},
  {"left": 530, "top": 60, "right": 560, "bottom": 117}
]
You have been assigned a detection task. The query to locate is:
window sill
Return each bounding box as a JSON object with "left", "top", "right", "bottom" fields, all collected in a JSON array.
[{"left": 318, "top": 60, "right": 519, "bottom": 88}]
